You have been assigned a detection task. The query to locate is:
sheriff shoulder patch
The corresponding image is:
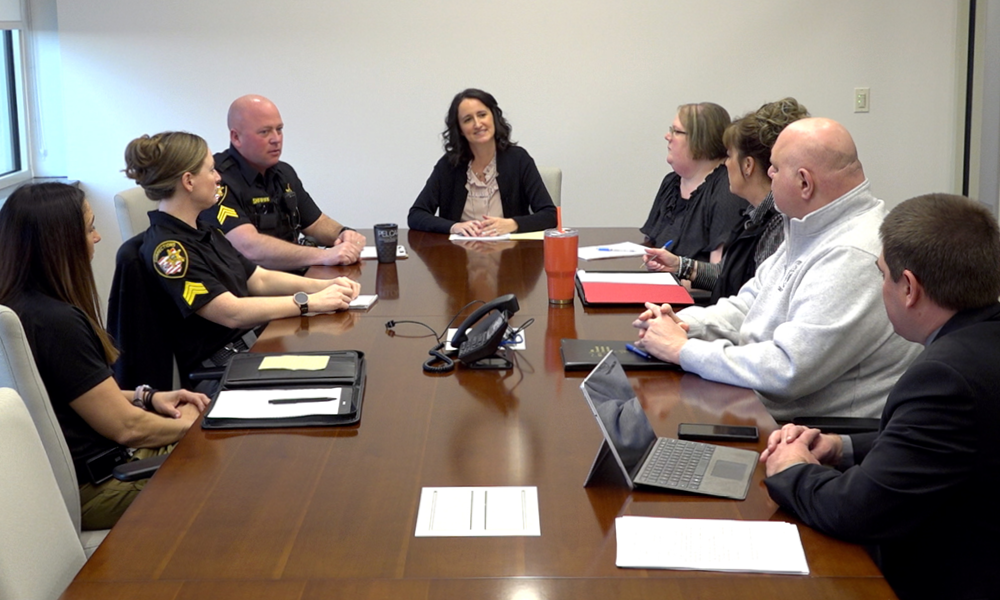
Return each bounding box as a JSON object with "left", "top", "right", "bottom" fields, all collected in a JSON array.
[
  {"left": 153, "top": 241, "right": 188, "bottom": 279},
  {"left": 216, "top": 204, "right": 239, "bottom": 225},
  {"left": 182, "top": 281, "right": 208, "bottom": 306}
]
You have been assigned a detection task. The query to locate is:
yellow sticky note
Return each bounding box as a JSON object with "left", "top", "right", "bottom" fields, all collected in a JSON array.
[
  {"left": 258, "top": 355, "right": 330, "bottom": 371},
  {"left": 509, "top": 231, "right": 546, "bottom": 241}
]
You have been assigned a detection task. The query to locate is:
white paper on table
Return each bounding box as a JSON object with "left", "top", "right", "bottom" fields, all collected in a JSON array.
[
  {"left": 576, "top": 270, "right": 680, "bottom": 286},
  {"left": 361, "top": 245, "right": 408, "bottom": 259},
  {"left": 349, "top": 294, "right": 379, "bottom": 310},
  {"left": 442, "top": 327, "right": 526, "bottom": 352},
  {"left": 615, "top": 516, "right": 810, "bottom": 575},
  {"left": 206, "top": 388, "right": 344, "bottom": 419},
  {"left": 578, "top": 241, "right": 648, "bottom": 261},
  {"left": 414, "top": 486, "right": 540, "bottom": 537},
  {"left": 448, "top": 233, "right": 512, "bottom": 242}
]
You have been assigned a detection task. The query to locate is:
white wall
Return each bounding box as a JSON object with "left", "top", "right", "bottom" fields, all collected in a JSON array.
[
  {"left": 25, "top": 0, "right": 66, "bottom": 177},
  {"left": 52, "top": 0, "right": 965, "bottom": 299}
]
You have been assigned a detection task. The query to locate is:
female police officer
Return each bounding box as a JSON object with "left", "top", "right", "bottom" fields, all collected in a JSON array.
[{"left": 123, "top": 131, "right": 360, "bottom": 381}]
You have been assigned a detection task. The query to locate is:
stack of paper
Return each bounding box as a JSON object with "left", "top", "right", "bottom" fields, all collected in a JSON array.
[
  {"left": 448, "top": 233, "right": 512, "bottom": 242},
  {"left": 578, "top": 241, "right": 648, "bottom": 261},
  {"left": 349, "top": 295, "right": 379, "bottom": 310},
  {"left": 414, "top": 487, "right": 541, "bottom": 537},
  {"left": 615, "top": 516, "right": 810, "bottom": 575},
  {"left": 206, "top": 388, "right": 346, "bottom": 419}
]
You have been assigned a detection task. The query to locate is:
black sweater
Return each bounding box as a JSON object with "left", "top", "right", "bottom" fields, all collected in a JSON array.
[{"left": 408, "top": 145, "right": 557, "bottom": 234}]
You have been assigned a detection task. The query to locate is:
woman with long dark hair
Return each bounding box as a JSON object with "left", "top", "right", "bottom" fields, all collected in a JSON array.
[
  {"left": 408, "top": 88, "right": 557, "bottom": 236},
  {"left": 0, "top": 182, "right": 210, "bottom": 529}
]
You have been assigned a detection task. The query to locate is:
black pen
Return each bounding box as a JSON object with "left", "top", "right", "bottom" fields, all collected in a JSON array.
[{"left": 268, "top": 397, "right": 335, "bottom": 405}]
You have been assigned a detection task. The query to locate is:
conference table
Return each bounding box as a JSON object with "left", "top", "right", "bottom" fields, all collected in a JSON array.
[{"left": 62, "top": 228, "right": 896, "bottom": 599}]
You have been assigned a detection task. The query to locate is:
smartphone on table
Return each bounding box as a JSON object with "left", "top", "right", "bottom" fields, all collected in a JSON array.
[{"left": 677, "top": 423, "right": 759, "bottom": 443}]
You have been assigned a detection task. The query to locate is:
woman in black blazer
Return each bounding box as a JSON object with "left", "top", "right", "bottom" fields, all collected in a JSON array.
[{"left": 408, "top": 89, "right": 556, "bottom": 236}]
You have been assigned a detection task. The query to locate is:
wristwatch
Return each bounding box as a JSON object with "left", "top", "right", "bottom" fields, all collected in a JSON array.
[{"left": 293, "top": 291, "right": 309, "bottom": 315}]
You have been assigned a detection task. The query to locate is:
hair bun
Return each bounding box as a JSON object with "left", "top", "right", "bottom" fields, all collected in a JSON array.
[{"left": 124, "top": 134, "right": 166, "bottom": 184}]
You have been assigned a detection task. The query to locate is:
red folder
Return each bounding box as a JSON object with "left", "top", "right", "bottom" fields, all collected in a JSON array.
[{"left": 575, "top": 273, "right": 694, "bottom": 306}]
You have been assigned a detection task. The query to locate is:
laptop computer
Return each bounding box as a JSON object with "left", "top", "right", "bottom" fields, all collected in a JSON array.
[{"left": 579, "top": 352, "right": 758, "bottom": 499}]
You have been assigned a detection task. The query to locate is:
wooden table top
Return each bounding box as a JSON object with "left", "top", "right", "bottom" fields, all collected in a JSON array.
[{"left": 62, "top": 228, "right": 895, "bottom": 599}]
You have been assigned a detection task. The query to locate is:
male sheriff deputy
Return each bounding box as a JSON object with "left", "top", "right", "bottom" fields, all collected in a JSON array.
[{"left": 200, "top": 94, "right": 365, "bottom": 270}]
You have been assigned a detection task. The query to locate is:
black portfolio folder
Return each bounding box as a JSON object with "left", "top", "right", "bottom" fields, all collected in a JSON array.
[{"left": 201, "top": 350, "right": 366, "bottom": 429}]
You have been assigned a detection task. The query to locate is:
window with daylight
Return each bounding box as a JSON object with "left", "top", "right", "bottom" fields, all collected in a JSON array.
[{"left": 0, "top": 28, "right": 24, "bottom": 181}]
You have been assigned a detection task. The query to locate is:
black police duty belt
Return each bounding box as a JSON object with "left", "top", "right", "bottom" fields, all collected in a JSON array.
[{"left": 202, "top": 326, "right": 264, "bottom": 369}]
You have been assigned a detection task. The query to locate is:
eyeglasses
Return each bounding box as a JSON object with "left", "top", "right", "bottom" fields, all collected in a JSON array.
[{"left": 668, "top": 125, "right": 687, "bottom": 136}]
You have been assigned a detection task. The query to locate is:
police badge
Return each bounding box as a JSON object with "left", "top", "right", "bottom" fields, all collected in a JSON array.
[{"left": 153, "top": 240, "right": 188, "bottom": 278}]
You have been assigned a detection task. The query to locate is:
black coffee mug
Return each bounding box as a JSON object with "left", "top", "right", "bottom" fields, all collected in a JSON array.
[{"left": 373, "top": 223, "right": 398, "bottom": 263}]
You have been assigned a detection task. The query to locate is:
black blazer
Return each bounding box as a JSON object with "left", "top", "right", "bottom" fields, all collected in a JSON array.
[
  {"left": 764, "top": 304, "right": 1000, "bottom": 600},
  {"left": 408, "top": 145, "right": 557, "bottom": 234}
]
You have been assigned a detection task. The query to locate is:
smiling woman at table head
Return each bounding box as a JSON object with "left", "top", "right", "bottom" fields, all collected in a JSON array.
[
  {"left": 640, "top": 102, "right": 747, "bottom": 264},
  {"left": 0, "top": 182, "right": 213, "bottom": 530},
  {"left": 408, "top": 88, "right": 557, "bottom": 237},
  {"left": 122, "top": 131, "right": 361, "bottom": 380}
]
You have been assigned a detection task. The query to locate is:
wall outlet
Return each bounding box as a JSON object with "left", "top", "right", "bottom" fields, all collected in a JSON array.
[{"left": 854, "top": 87, "right": 870, "bottom": 113}]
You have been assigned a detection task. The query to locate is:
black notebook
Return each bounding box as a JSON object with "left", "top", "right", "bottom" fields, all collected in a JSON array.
[
  {"left": 560, "top": 339, "right": 680, "bottom": 372},
  {"left": 202, "top": 350, "right": 366, "bottom": 429}
]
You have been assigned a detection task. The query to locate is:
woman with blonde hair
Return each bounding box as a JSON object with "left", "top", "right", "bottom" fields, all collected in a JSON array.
[
  {"left": 124, "top": 131, "right": 360, "bottom": 381},
  {"left": 644, "top": 97, "right": 809, "bottom": 302}
]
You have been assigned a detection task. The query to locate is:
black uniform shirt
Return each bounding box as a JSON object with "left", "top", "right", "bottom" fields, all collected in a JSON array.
[
  {"left": 141, "top": 210, "right": 257, "bottom": 374},
  {"left": 6, "top": 290, "right": 117, "bottom": 472},
  {"left": 199, "top": 145, "right": 324, "bottom": 244}
]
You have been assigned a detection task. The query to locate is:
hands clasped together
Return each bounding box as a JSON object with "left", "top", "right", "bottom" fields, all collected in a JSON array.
[
  {"left": 631, "top": 301, "right": 690, "bottom": 364},
  {"left": 322, "top": 229, "right": 367, "bottom": 266},
  {"left": 151, "top": 389, "right": 211, "bottom": 419},
  {"left": 450, "top": 216, "right": 518, "bottom": 237},
  {"left": 759, "top": 423, "right": 844, "bottom": 477}
]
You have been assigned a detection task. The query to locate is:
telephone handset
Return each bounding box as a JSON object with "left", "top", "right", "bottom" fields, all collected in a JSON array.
[{"left": 451, "top": 294, "right": 520, "bottom": 366}]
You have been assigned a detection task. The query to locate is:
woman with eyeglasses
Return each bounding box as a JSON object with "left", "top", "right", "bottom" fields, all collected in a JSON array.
[
  {"left": 0, "top": 182, "right": 211, "bottom": 529},
  {"left": 640, "top": 102, "right": 746, "bottom": 265},
  {"left": 644, "top": 98, "right": 809, "bottom": 302}
]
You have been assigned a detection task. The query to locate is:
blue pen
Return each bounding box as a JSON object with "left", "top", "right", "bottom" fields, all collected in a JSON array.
[
  {"left": 625, "top": 343, "right": 652, "bottom": 359},
  {"left": 662, "top": 240, "right": 674, "bottom": 250}
]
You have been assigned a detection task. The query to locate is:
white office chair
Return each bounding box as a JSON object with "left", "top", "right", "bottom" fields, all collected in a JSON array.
[
  {"left": 113, "top": 186, "right": 152, "bottom": 240},
  {"left": 537, "top": 166, "right": 562, "bottom": 207},
  {"left": 0, "top": 304, "right": 109, "bottom": 556},
  {"left": 0, "top": 387, "right": 87, "bottom": 600}
]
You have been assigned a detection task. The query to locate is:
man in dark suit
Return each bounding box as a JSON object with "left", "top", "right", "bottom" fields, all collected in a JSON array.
[{"left": 761, "top": 193, "right": 1000, "bottom": 600}]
